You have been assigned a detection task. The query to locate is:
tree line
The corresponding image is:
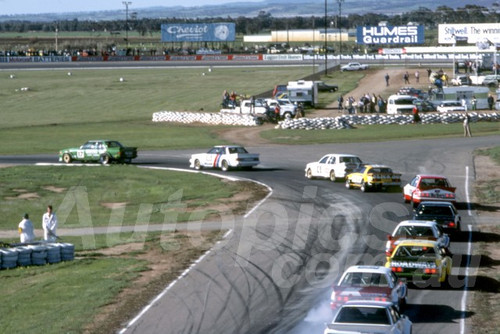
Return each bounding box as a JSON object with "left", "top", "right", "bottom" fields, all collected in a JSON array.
[{"left": 0, "top": 5, "right": 498, "bottom": 36}]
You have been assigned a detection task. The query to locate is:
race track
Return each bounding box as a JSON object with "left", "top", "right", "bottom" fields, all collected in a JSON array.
[{"left": 84, "top": 135, "right": 498, "bottom": 333}]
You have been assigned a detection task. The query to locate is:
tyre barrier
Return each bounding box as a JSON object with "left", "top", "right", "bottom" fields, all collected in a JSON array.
[
  {"left": 276, "top": 112, "right": 500, "bottom": 130},
  {"left": 0, "top": 243, "right": 75, "bottom": 270},
  {"left": 152, "top": 111, "right": 260, "bottom": 126}
]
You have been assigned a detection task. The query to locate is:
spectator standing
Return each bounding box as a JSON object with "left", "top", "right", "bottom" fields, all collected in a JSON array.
[
  {"left": 412, "top": 105, "right": 420, "bottom": 124},
  {"left": 42, "top": 205, "right": 58, "bottom": 242},
  {"left": 487, "top": 94, "right": 494, "bottom": 110},
  {"left": 463, "top": 112, "right": 472, "bottom": 137},
  {"left": 415, "top": 70, "right": 420, "bottom": 83},
  {"left": 385, "top": 73, "right": 390, "bottom": 86},
  {"left": 338, "top": 95, "right": 344, "bottom": 111},
  {"left": 471, "top": 96, "right": 477, "bottom": 111},
  {"left": 377, "top": 95, "right": 385, "bottom": 113},
  {"left": 403, "top": 72, "right": 410, "bottom": 84},
  {"left": 427, "top": 68, "right": 432, "bottom": 81},
  {"left": 18, "top": 213, "right": 35, "bottom": 243}
]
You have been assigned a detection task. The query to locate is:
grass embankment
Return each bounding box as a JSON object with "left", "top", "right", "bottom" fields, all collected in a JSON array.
[
  {"left": 0, "top": 230, "right": 222, "bottom": 334},
  {"left": 471, "top": 146, "right": 500, "bottom": 333},
  {"left": 0, "top": 165, "right": 267, "bottom": 232}
]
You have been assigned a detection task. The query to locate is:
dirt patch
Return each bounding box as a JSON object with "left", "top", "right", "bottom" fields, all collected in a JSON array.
[
  {"left": 101, "top": 202, "right": 128, "bottom": 209},
  {"left": 82, "top": 230, "right": 222, "bottom": 334},
  {"left": 43, "top": 186, "right": 66, "bottom": 193}
]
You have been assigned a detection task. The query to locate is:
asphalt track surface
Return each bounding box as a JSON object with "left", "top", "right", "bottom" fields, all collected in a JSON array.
[{"left": 3, "top": 134, "right": 499, "bottom": 334}]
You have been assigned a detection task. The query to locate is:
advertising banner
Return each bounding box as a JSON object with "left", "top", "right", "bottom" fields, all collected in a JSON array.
[
  {"left": 356, "top": 25, "right": 424, "bottom": 45},
  {"left": 161, "top": 23, "right": 235, "bottom": 42},
  {"left": 438, "top": 23, "right": 500, "bottom": 45}
]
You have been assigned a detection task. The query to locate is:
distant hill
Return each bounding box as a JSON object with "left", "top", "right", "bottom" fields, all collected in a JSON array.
[{"left": 0, "top": 0, "right": 497, "bottom": 22}]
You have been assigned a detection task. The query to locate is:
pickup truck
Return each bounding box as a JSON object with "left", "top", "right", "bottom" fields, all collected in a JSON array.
[
  {"left": 59, "top": 140, "right": 138, "bottom": 164},
  {"left": 264, "top": 98, "right": 297, "bottom": 119},
  {"left": 189, "top": 145, "right": 260, "bottom": 171},
  {"left": 345, "top": 164, "right": 401, "bottom": 192},
  {"left": 220, "top": 99, "right": 269, "bottom": 116},
  {"left": 324, "top": 301, "right": 412, "bottom": 334}
]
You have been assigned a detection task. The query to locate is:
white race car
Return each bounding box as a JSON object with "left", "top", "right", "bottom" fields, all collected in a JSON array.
[
  {"left": 189, "top": 145, "right": 259, "bottom": 171},
  {"left": 386, "top": 220, "right": 450, "bottom": 256},
  {"left": 305, "top": 154, "right": 362, "bottom": 181}
]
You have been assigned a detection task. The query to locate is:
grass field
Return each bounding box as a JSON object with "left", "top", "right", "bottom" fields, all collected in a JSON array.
[{"left": 0, "top": 66, "right": 322, "bottom": 154}]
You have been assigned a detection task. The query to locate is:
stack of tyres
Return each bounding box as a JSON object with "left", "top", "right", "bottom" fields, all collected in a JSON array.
[
  {"left": 15, "top": 246, "right": 32, "bottom": 267},
  {"left": 0, "top": 248, "right": 19, "bottom": 269},
  {"left": 59, "top": 243, "right": 75, "bottom": 261},
  {"left": 29, "top": 245, "right": 48, "bottom": 266},
  {"left": 46, "top": 243, "right": 62, "bottom": 264}
]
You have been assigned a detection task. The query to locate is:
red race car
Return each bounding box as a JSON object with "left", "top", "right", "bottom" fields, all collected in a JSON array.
[{"left": 403, "top": 174, "right": 456, "bottom": 207}]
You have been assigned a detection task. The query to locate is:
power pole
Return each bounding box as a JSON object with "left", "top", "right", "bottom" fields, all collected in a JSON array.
[
  {"left": 123, "top": 1, "right": 132, "bottom": 49},
  {"left": 338, "top": 0, "right": 344, "bottom": 58},
  {"left": 324, "top": 0, "right": 328, "bottom": 75}
]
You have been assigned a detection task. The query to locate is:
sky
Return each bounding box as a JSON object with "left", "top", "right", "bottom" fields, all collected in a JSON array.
[{"left": 0, "top": 0, "right": 263, "bottom": 15}]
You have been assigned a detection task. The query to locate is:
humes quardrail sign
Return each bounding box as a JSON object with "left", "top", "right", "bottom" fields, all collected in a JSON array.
[
  {"left": 356, "top": 26, "right": 424, "bottom": 45},
  {"left": 161, "top": 23, "right": 235, "bottom": 42}
]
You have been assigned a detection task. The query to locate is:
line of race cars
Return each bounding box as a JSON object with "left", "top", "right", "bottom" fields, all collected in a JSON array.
[
  {"left": 59, "top": 142, "right": 461, "bottom": 333},
  {"left": 184, "top": 146, "right": 461, "bottom": 334}
]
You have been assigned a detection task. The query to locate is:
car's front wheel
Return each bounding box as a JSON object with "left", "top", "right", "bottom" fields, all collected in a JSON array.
[
  {"left": 221, "top": 160, "right": 229, "bottom": 171},
  {"left": 194, "top": 159, "right": 202, "bottom": 170},
  {"left": 360, "top": 181, "right": 368, "bottom": 192},
  {"left": 100, "top": 154, "right": 111, "bottom": 165},
  {"left": 306, "top": 168, "right": 314, "bottom": 179},
  {"left": 345, "top": 179, "right": 352, "bottom": 189},
  {"left": 62, "top": 153, "right": 72, "bottom": 164}
]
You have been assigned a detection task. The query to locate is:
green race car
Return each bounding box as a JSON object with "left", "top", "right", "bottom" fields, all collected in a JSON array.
[{"left": 59, "top": 140, "right": 138, "bottom": 164}]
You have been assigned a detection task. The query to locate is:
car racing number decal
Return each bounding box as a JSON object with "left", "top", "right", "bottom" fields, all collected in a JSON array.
[{"left": 76, "top": 150, "right": 85, "bottom": 159}]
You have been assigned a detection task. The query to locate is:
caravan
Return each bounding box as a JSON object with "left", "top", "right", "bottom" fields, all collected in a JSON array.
[
  {"left": 286, "top": 80, "right": 318, "bottom": 106},
  {"left": 430, "top": 86, "right": 490, "bottom": 110}
]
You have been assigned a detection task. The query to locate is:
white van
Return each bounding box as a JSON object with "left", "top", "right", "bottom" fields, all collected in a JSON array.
[{"left": 386, "top": 95, "right": 416, "bottom": 114}]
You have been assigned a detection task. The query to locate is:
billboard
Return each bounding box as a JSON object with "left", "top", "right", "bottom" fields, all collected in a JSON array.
[
  {"left": 356, "top": 25, "right": 424, "bottom": 45},
  {"left": 438, "top": 23, "right": 500, "bottom": 44},
  {"left": 161, "top": 23, "right": 235, "bottom": 42}
]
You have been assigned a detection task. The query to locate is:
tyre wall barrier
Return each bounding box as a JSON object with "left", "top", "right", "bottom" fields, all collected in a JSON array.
[
  {"left": 276, "top": 112, "right": 500, "bottom": 130},
  {"left": 0, "top": 243, "right": 75, "bottom": 270},
  {"left": 152, "top": 111, "right": 261, "bottom": 126}
]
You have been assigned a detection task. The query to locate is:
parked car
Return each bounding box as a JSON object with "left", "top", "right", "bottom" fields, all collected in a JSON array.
[
  {"left": 403, "top": 174, "right": 456, "bottom": 207},
  {"left": 482, "top": 74, "right": 500, "bottom": 87},
  {"left": 436, "top": 100, "right": 466, "bottom": 113},
  {"left": 413, "top": 99, "right": 436, "bottom": 112},
  {"left": 385, "top": 239, "right": 452, "bottom": 285},
  {"left": 345, "top": 164, "right": 401, "bottom": 192},
  {"left": 330, "top": 265, "right": 407, "bottom": 311},
  {"left": 305, "top": 154, "right": 363, "bottom": 181},
  {"left": 451, "top": 74, "right": 472, "bottom": 86},
  {"left": 324, "top": 301, "right": 412, "bottom": 334},
  {"left": 59, "top": 140, "right": 138, "bottom": 164},
  {"left": 189, "top": 145, "right": 259, "bottom": 171},
  {"left": 340, "top": 62, "right": 368, "bottom": 71},
  {"left": 413, "top": 201, "right": 461, "bottom": 232},
  {"left": 315, "top": 81, "right": 339, "bottom": 92},
  {"left": 386, "top": 220, "right": 450, "bottom": 257}
]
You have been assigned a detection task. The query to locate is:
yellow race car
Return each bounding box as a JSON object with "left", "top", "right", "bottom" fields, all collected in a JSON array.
[
  {"left": 385, "top": 239, "right": 452, "bottom": 286},
  {"left": 345, "top": 164, "right": 401, "bottom": 192}
]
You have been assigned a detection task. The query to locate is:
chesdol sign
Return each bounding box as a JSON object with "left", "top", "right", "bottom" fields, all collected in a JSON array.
[{"left": 357, "top": 25, "right": 424, "bottom": 45}]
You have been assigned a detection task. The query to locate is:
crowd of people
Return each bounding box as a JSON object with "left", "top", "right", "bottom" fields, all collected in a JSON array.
[
  {"left": 338, "top": 93, "right": 387, "bottom": 114},
  {"left": 17, "top": 205, "right": 58, "bottom": 244}
]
